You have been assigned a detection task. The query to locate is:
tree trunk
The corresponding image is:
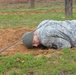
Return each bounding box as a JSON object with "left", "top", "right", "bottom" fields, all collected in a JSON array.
[
  {"left": 65, "top": 0, "right": 73, "bottom": 17},
  {"left": 29, "top": 0, "right": 35, "bottom": 8},
  {"left": 74, "top": 0, "right": 76, "bottom": 4}
]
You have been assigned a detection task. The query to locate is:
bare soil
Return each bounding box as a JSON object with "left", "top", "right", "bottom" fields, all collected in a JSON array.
[
  {"left": 0, "top": 7, "right": 76, "bottom": 15},
  {"left": 0, "top": 0, "right": 62, "bottom": 3},
  {"left": 0, "top": 27, "right": 76, "bottom": 56},
  {"left": 0, "top": 27, "right": 57, "bottom": 56}
]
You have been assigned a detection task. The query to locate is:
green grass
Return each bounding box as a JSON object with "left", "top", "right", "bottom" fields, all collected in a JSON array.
[
  {"left": 0, "top": 49, "right": 76, "bottom": 75},
  {"left": 0, "top": 3, "right": 76, "bottom": 28},
  {"left": 0, "top": 3, "right": 76, "bottom": 75},
  {"left": 0, "top": 12, "right": 76, "bottom": 28},
  {"left": 0, "top": 2, "right": 64, "bottom": 12}
]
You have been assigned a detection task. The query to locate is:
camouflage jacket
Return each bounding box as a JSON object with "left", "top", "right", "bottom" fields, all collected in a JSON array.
[{"left": 35, "top": 20, "right": 76, "bottom": 49}]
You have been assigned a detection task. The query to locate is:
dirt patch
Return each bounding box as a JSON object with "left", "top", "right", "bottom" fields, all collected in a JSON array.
[
  {"left": 0, "top": 0, "right": 61, "bottom": 3},
  {"left": 0, "top": 8, "right": 76, "bottom": 15},
  {"left": 0, "top": 9, "right": 63, "bottom": 15},
  {"left": 0, "top": 28, "right": 76, "bottom": 56},
  {"left": 0, "top": 27, "right": 58, "bottom": 56}
]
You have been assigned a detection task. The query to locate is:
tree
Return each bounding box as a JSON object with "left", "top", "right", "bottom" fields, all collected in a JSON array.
[
  {"left": 74, "top": 0, "right": 76, "bottom": 4},
  {"left": 65, "top": 0, "right": 73, "bottom": 17},
  {"left": 29, "top": 0, "right": 35, "bottom": 8}
]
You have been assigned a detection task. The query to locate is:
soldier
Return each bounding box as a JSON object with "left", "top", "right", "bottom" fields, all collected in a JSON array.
[{"left": 22, "top": 20, "right": 76, "bottom": 49}]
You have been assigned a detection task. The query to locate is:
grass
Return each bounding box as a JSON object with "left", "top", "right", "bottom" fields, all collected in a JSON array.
[
  {"left": 0, "top": 2, "right": 64, "bottom": 12},
  {"left": 0, "top": 12, "right": 76, "bottom": 28},
  {"left": 0, "top": 3, "right": 76, "bottom": 28},
  {"left": 0, "top": 49, "right": 76, "bottom": 75},
  {"left": 0, "top": 2, "right": 76, "bottom": 75}
]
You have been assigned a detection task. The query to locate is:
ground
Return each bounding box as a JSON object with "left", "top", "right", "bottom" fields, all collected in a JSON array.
[
  {"left": 0, "top": 9, "right": 63, "bottom": 56},
  {"left": 0, "top": 27, "right": 75, "bottom": 56},
  {"left": 0, "top": 9, "right": 76, "bottom": 56},
  {"left": 0, "top": 27, "right": 59, "bottom": 56}
]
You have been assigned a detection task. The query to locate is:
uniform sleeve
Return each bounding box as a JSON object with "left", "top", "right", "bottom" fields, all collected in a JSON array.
[
  {"left": 44, "top": 37, "right": 71, "bottom": 49},
  {"left": 53, "top": 38, "right": 71, "bottom": 49}
]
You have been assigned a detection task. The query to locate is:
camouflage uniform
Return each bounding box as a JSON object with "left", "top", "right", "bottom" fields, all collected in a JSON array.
[{"left": 35, "top": 20, "right": 76, "bottom": 49}]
